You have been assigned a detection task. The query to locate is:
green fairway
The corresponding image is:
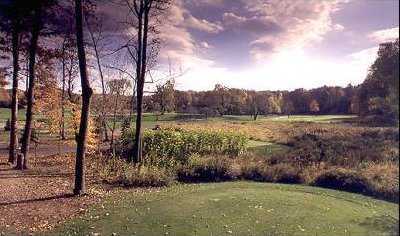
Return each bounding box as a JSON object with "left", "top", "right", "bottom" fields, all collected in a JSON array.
[{"left": 46, "top": 182, "right": 398, "bottom": 236}]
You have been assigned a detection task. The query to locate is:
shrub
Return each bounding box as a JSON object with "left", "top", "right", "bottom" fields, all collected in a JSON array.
[
  {"left": 239, "top": 161, "right": 266, "bottom": 181},
  {"left": 177, "top": 155, "right": 236, "bottom": 182},
  {"left": 240, "top": 163, "right": 303, "bottom": 184},
  {"left": 362, "top": 163, "right": 399, "bottom": 202},
  {"left": 272, "top": 128, "right": 399, "bottom": 167},
  {"left": 312, "top": 168, "right": 372, "bottom": 194},
  {"left": 113, "top": 165, "right": 175, "bottom": 188},
  {"left": 267, "top": 164, "right": 303, "bottom": 184},
  {"left": 97, "top": 157, "right": 175, "bottom": 188},
  {"left": 119, "top": 127, "right": 248, "bottom": 166}
]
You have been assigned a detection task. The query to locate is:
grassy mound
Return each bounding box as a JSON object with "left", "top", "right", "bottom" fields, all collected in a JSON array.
[{"left": 48, "top": 182, "right": 398, "bottom": 236}]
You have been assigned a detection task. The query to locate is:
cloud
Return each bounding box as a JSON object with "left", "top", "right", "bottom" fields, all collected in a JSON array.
[
  {"left": 222, "top": 12, "right": 246, "bottom": 25},
  {"left": 241, "top": 0, "right": 347, "bottom": 61},
  {"left": 333, "top": 24, "right": 345, "bottom": 31},
  {"left": 200, "top": 41, "right": 213, "bottom": 49},
  {"left": 157, "top": 1, "right": 221, "bottom": 75},
  {"left": 185, "top": 14, "right": 223, "bottom": 33},
  {"left": 368, "top": 27, "right": 399, "bottom": 43},
  {"left": 186, "top": 0, "right": 226, "bottom": 7},
  {"left": 222, "top": 12, "right": 282, "bottom": 35}
]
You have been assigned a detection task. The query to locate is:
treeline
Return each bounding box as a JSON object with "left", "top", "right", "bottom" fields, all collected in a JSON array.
[
  {"left": 145, "top": 40, "right": 399, "bottom": 124},
  {"left": 169, "top": 84, "right": 358, "bottom": 119}
]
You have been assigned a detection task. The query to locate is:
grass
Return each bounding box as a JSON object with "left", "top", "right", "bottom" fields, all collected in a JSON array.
[
  {"left": 44, "top": 182, "right": 399, "bottom": 236},
  {"left": 247, "top": 140, "right": 290, "bottom": 156},
  {"left": 265, "top": 115, "right": 357, "bottom": 123},
  {"left": 0, "top": 108, "right": 26, "bottom": 122}
]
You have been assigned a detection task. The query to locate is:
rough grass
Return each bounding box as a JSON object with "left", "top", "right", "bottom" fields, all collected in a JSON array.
[{"left": 45, "top": 182, "right": 399, "bottom": 236}]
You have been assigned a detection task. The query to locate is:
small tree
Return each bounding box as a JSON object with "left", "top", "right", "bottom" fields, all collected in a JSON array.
[
  {"left": 309, "top": 99, "right": 320, "bottom": 115},
  {"left": 153, "top": 79, "right": 175, "bottom": 115},
  {"left": 282, "top": 99, "right": 295, "bottom": 118}
]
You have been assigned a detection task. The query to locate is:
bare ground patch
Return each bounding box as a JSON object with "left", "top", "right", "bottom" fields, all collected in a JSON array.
[{"left": 0, "top": 153, "right": 107, "bottom": 233}]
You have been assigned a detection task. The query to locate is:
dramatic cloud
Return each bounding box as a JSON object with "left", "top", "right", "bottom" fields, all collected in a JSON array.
[
  {"left": 243, "top": 0, "right": 347, "bottom": 60},
  {"left": 89, "top": 0, "right": 398, "bottom": 92},
  {"left": 157, "top": 1, "right": 221, "bottom": 74},
  {"left": 368, "top": 27, "right": 399, "bottom": 43}
]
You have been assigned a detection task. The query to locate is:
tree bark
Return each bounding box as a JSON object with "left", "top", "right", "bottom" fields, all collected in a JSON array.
[
  {"left": 19, "top": 8, "right": 41, "bottom": 170},
  {"left": 9, "top": 18, "right": 20, "bottom": 164},
  {"left": 131, "top": 1, "right": 144, "bottom": 163},
  {"left": 74, "top": 0, "right": 93, "bottom": 195}
]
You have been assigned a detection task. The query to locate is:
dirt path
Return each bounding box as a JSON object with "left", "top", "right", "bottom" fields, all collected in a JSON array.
[{"left": 0, "top": 150, "right": 106, "bottom": 233}]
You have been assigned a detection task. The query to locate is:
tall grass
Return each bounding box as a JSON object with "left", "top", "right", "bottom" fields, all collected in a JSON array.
[{"left": 119, "top": 127, "right": 248, "bottom": 166}]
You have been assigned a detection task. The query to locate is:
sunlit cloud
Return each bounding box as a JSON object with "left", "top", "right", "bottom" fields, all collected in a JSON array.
[{"left": 368, "top": 27, "right": 399, "bottom": 43}]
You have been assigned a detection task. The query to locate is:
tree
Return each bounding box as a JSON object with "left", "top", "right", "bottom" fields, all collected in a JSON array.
[
  {"left": 18, "top": 3, "right": 43, "bottom": 169},
  {"left": 73, "top": 0, "right": 93, "bottom": 195},
  {"left": 85, "top": 8, "right": 109, "bottom": 141},
  {"left": 309, "top": 99, "right": 320, "bottom": 115},
  {"left": 247, "top": 91, "right": 268, "bottom": 120},
  {"left": 213, "top": 84, "right": 228, "bottom": 115},
  {"left": 107, "top": 78, "right": 131, "bottom": 151},
  {"left": 57, "top": 2, "right": 77, "bottom": 140},
  {"left": 282, "top": 98, "right": 294, "bottom": 118},
  {"left": 153, "top": 79, "right": 175, "bottom": 115},
  {"left": 266, "top": 95, "right": 281, "bottom": 114},
  {"left": 124, "top": 0, "right": 171, "bottom": 163},
  {"left": 0, "top": 0, "right": 27, "bottom": 164},
  {"left": 359, "top": 39, "right": 399, "bottom": 123}
]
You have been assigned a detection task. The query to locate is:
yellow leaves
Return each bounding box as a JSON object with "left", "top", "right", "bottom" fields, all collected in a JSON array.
[{"left": 71, "top": 106, "right": 99, "bottom": 152}]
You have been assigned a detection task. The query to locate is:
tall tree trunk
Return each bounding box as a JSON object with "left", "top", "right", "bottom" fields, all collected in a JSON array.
[
  {"left": 131, "top": 1, "right": 143, "bottom": 163},
  {"left": 60, "top": 39, "right": 67, "bottom": 140},
  {"left": 19, "top": 8, "right": 41, "bottom": 170},
  {"left": 9, "top": 19, "right": 20, "bottom": 164},
  {"left": 74, "top": 0, "right": 93, "bottom": 195},
  {"left": 87, "top": 23, "right": 109, "bottom": 142}
]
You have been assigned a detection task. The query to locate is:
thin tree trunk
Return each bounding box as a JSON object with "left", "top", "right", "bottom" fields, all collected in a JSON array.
[
  {"left": 9, "top": 18, "right": 20, "bottom": 164},
  {"left": 74, "top": 0, "right": 93, "bottom": 196},
  {"left": 60, "top": 38, "right": 67, "bottom": 140},
  {"left": 110, "top": 91, "right": 120, "bottom": 150},
  {"left": 131, "top": 1, "right": 143, "bottom": 163},
  {"left": 86, "top": 20, "right": 108, "bottom": 141},
  {"left": 19, "top": 8, "right": 41, "bottom": 170}
]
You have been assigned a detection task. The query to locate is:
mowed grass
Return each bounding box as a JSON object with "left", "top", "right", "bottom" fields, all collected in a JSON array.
[{"left": 45, "top": 182, "right": 398, "bottom": 236}]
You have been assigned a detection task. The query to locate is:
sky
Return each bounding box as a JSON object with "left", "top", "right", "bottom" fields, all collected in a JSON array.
[{"left": 150, "top": 0, "right": 399, "bottom": 91}]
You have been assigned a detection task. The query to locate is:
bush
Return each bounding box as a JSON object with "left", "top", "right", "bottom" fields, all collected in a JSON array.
[
  {"left": 177, "top": 155, "right": 236, "bottom": 182},
  {"left": 113, "top": 165, "right": 175, "bottom": 188},
  {"left": 312, "top": 168, "right": 372, "bottom": 194},
  {"left": 239, "top": 161, "right": 266, "bottom": 181},
  {"left": 272, "top": 128, "right": 399, "bottom": 167},
  {"left": 362, "top": 163, "right": 399, "bottom": 202},
  {"left": 97, "top": 157, "right": 175, "bottom": 188},
  {"left": 240, "top": 162, "right": 303, "bottom": 184},
  {"left": 267, "top": 164, "right": 303, "bottom": 184},
  {"left": 119, "top": 127, "right": 248, "bottom": 166}
]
